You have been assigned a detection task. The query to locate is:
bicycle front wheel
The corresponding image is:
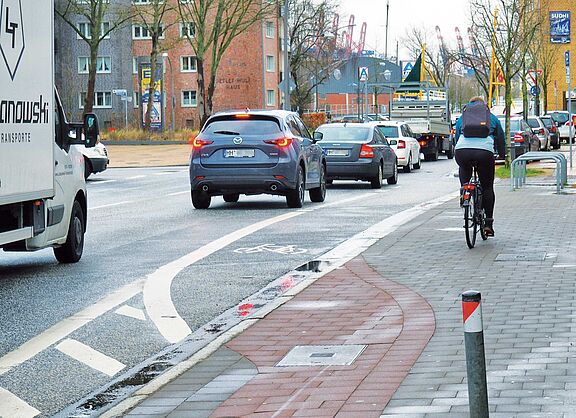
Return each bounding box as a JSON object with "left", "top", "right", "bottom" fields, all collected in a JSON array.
[{"left": 464, "top": 199, "right": 477, "bottom": 249}]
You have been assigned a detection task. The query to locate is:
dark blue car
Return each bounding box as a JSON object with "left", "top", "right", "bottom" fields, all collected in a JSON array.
[{"left": 189, "top": 110, "right": 326, "bottom": 209}]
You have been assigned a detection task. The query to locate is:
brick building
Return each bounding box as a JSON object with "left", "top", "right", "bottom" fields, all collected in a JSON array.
[
  {"left": 54, "top": 0, "right": 282, "bottom": 131},
  {"left": 539, "top": 0, "right": 576, "bottom": 112}
]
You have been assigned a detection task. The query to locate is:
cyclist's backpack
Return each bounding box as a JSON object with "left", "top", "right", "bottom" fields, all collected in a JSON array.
[{"left": 461, "top": 102, "right": 491, "bottom": 138}]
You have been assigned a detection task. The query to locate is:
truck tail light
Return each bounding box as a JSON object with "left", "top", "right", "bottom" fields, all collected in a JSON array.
[
  {"left": 360, "top": 144, "right": 374, "bottom": 158},
  {"left": 419, "top": 140, "right": 427, "bottom": 147},
  {"left": 264, "top": 137, "right": 292, "bottom": 147},
  {"left": 397, "top": 140, "right": 406, "bottom": 149},
  {"left": 192, "top": 137, "right": 214, "bottom": 148},
  {"left": 513, "top": 133, "right": 524, "bottom": 143}
]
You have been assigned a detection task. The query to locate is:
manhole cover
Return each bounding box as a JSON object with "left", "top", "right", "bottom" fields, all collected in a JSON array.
[
  {"left": 276, "top": 345, "right": 366, "bottom": 367},
  {"left": 495, "top": 252, "right": 546, "bottom": 262}
]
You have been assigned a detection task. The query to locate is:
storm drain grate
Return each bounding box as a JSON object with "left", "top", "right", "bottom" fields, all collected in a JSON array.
[
  {"left": 276, "top": 345, "right": 366, "bottom": 367},
  {"left": 495, "top": 252, "right": 547, "bottom": 262}
]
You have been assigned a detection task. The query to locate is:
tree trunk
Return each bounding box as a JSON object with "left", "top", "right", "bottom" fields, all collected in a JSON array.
[
  {"left": 206, "top": 71, "right": 216, "bottom": 123},
  {"left": 84, "top": 45, "right": 99, "bottom": 114},
  {"left": 197, "top": 58, "right": 207, "bottom": 128},
  {"left": 505, "top": 76, "right": 513, "bottom": 168}
]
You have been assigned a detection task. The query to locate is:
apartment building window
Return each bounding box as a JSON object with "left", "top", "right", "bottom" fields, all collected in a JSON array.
[
  {"left": 266, "top": 90, "right": 275, "bottom": 106},
  {"left": 133, "top": 25, "right": 164, "bottom": 39},
  {"left": 78, "top": 57, "right": 111, "bottom": 74},
  {"left": 180, "top": 56, "right": 197, "bottom": 72},
  {"left": 180, "top": 22, "right": 195, "bottom": 38},
  {"left": 265, "top": 21, "right": 274, "bottom": 38},
  {"left": 77, "top": 22, "right": 110, "bottom": 39},
  {"left": 265, "top": 55, "right": 275, "bottom": 72},
  {"left": 79, "top": 91, "right": 112, "bottom": 109},
  {"left": 181, "top": 90, "right": 197, "bottom": 107}
]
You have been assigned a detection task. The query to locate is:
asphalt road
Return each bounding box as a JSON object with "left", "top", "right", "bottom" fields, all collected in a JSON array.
[{"left": 0, "top": 157, "right": 459, "bottom": 417}]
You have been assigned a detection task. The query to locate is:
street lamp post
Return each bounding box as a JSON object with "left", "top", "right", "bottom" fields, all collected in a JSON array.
[
  {"left": 283, "top": 0, "right": 290, "bottom": 111},
  {"left": 162, "top": 52, "right": 175, "bottom": 131}
]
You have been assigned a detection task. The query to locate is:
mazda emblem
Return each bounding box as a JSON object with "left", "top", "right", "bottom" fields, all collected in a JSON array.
[{"left": 233, "top": 137, "right": 243, "bottom": 145}]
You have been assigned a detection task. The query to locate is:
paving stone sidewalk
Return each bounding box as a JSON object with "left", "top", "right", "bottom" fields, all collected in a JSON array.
[{"left": 122, "top": 185, "right": 576, "bottom": 417}]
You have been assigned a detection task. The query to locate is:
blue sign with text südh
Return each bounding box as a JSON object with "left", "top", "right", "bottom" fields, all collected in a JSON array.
[{"left": 550, "top": 11, "right": 570, "bottom": 44}]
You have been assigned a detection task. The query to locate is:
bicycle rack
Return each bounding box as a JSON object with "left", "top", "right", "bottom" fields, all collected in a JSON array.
[{"left": 510, "top": 151, "right": 568, "bottom": 193}]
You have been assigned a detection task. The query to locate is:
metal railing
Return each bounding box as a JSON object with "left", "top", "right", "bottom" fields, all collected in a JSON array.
[{"left": 510, "top": 151, "right": 568, "bottom": 194}]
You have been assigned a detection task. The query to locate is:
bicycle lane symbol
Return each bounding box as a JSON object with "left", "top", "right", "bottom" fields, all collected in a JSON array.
[{"left": 233, "top": 244, "right": 308, "bottom": 255}]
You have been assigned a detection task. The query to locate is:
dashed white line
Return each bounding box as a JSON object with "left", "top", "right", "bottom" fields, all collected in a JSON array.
[
  {"left": 0, "top": 280, "right": 143, "bottom": 376},
  {"left": 126, "top": 175, "right": 147, "bottom": 180},
  {"left": 115, "top": 305, "right": 146, "bottom": 321},
  {"left": 167, "top": 191, "right": 189, "bottom": 196},
  {"left": 0, "top": 387, "right": 40, "bottom": 418},
  {"left": 56, "top": 339, "right": 125, "bottom": 377},
  {"left": 437, "top": 227, "right": 464, "bottom": 232},
  {"left": 89, "top": 180, "right": 116, "bottom": 185},
  {"left": 90, "top": 201, "right": 133, "bottom": 210}
]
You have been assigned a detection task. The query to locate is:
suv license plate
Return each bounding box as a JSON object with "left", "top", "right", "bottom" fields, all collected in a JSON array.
[{"left": 224, "top": 149, "right": 255, "bottom": 158}]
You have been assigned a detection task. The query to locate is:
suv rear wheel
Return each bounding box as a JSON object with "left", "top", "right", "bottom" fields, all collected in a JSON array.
[
  {"left": 286, "top": 166, "right": 305, "bottom": 208},
  {"left": 223, "top": 193, "right": 240, "bottom": 203},
  {"left": 192, "top": 190, "right": 211, "bottom": 209},
  {"left": 309, "top": 164, "right": 326, "bottom": 202}
]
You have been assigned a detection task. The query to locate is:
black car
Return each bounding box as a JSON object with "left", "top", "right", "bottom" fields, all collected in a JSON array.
[
  {"left": 189, "top": 110, "right": 326, "bottom": 209},
  {"left": 314, "top": 123, "right": 398, "bottom": 188}
]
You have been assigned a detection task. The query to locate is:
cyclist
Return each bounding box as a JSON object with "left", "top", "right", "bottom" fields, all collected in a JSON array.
[{"left": 454, "top": 96, "right": 506, "bottom": 237}]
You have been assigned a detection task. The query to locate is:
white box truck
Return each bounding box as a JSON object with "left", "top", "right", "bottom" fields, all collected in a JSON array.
[{"left": 0, "top": 0, "right": 99, "bottom": 262}]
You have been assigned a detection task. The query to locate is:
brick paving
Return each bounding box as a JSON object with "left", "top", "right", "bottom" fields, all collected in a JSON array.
[{"left": 123, "top": 184, "right": 576, "bottom": 417}]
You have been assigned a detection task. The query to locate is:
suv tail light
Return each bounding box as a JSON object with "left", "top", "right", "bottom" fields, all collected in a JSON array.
[
  {"left": 550, "top": 125, "right": 557, "bottom": 133},
  {"left": 513, "top": 133, "right": 524, "bottom": 143},
  {"left": 539, "top": 128, "right": 545, "bottom": 135},
  {"left": 397, "top": 139, "right": 406, "bottom": 149},
  {"left": 192, "top": 137, "right": 214, "bottom": 148},
  {"left": 360, "top": 144, "right": 374, "bottom": 158},
  {"left": 264, "top": 137, "right": 292, "bottom": 147}
]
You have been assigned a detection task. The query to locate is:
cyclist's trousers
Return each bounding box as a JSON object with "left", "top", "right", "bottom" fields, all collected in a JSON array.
[{"left": 455, "top": 148, "right": 495, "bottom": 219}]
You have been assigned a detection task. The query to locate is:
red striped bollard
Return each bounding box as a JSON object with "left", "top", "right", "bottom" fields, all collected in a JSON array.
[{"left": 462, "top": 290, "right": 489, "bottom": 418}]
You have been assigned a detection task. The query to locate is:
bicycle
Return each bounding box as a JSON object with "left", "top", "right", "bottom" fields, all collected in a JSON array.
[{"left": 462, "top": 163, "right": 488, "bottom": 249}]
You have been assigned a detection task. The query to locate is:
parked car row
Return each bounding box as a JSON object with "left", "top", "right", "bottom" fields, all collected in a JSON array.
[
  {"left": 187, "top": 110, "right": 427, "bottom": 209},
  {"left": 545, "top": 110, "right": 575, "bottom": 144}
]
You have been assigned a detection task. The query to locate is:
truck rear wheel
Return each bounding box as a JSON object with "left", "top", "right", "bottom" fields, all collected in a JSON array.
[
  {"left": 54, "top": 200, "right": 85, "bottom": 263},
  {"left": 446, "top": 143, "right": 454, "bottom": 159}
]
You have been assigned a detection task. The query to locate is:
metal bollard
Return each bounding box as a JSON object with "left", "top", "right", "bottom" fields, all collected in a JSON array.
[{"left": 462, "top": 290, "right": 489, "bottom": 418}]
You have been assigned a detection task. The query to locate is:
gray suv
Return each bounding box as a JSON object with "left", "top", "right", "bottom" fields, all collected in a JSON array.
[{"left": 189, "top": 110, "right": 326, "bottom": 209}]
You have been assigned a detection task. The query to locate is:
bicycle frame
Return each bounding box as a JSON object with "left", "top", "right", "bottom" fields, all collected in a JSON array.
[{"left": 462, "top": 165, "right": 486, "bottom": 248}]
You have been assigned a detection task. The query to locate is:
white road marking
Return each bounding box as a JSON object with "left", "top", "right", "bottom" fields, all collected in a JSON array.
[
  {"left": 167, "top": 191, "right": 189, "bottom": 196},
  {"left": 553, "top": 264, "right": 576, "bottom": 268},
  {"left": 0, "top": 280, "right": 143, "bottom": 376},
  {"left": 126, "top": 175, "right": 147, "bottom": 180},
  {"left": 143, "top": 211, "right": 304, "bottom": 343},
  {"left": 154, "top": 172, "right": 173, "bottom": 176},
  {"left": 56, "top": 339, "right": 125, "bottom": 377},
  {"left": 115, "top": 305, "right": 146, "bottom": 321},
  {"left": 89, "top": 180, "right": 116, "bottom": 185},
  {"left": 0, "top": 388, "right": 40, "bottom": 418},
  {"left": 437, "top": 227, "right": 464, "bottom": 232},
  {"left": 90, "top": 201, "right": 133, "bottom": 210}
]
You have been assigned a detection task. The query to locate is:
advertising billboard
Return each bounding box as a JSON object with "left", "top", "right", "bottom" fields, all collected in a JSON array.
[
  {"left": 139, "top": 63, "right": 163, "bottom": 130},
  {"left": 550, "top": 11, "right": 570, "bottom": 44}
]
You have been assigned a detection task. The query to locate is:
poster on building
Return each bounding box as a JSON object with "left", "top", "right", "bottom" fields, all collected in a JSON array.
[
  {"left": 550, "top": 11, "right": 570, "bottom": 44},
  {"left": 139, "top": 63, "right": 164, "bottom": 130},
  {"left": 400, "top": 61, "right": 415, "bottom": 81}
]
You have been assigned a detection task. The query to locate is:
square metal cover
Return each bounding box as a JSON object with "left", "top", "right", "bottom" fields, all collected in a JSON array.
[
  {"left": 276, "top": 345, "right": 366, "bottom": 367},
  {"left": 495, "top": 252, "right": 546, "bottom": 262}
]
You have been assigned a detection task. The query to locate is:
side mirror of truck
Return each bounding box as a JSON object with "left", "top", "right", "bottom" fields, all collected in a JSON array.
[{"left": 83, "top": 113, "right": 99, "bottom": 148}]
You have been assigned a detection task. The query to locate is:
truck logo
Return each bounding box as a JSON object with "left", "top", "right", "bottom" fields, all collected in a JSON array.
[{"left": 0, "top": 0, "right": 25, "bottom": 81}]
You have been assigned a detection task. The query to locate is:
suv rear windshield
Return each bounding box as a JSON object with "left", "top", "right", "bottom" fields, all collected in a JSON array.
[
  {"left": 527, "top": 118, "right": 540, "bottom": 128},
  {"left": 550, "top": 112, "right": 569, "bottom": 124},
  {"left": 540, "top": 117, "right": 553, "bottom": 128},
  {"left": 317, "top": 126, "right": 371, "bottom": 141},
  {"left": 498, "top": 118, "right": 521, "bottom": 132},
  {"left": 375, "top": 126, "right": 399, "bottom": 138},
  {"left": 204, "top": 118, "right": 281, "bottom": 136}
]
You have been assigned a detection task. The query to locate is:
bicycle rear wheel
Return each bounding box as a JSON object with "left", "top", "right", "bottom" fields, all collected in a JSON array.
[
  {"left": 464, "top": 193, "right": 477, "bottom": 249},
  {"left": 477, "top": 189, "right": 488, "bottom": 241}
]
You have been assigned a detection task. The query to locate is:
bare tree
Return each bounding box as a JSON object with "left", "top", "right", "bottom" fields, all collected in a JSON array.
[
  {"left": 402, "top": 26, "right": 445, "bottom": 86},
  {"left": 287, "top": 0, "right": 341, "bottom": 113},
  {"left": 469, "top": 0, "right": 540, "bottom": 164},
  {"left": 131, "top": 0, "right": 179, "bottom": 131},
  {"left": 56, "top": 0, "right": 132, "bottom": 114},
  {"left": 177, "top": 0, "right": 275, "bottom": 126}
]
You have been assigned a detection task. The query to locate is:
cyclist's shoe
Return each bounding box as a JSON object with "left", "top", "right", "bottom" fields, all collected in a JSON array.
[{"left": 484, "top": 218, "right": 494, "bottom": 237}]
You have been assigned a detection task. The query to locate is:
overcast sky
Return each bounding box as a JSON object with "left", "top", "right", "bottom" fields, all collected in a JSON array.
[{"left": 337, "top": 0, "right": 471, "bottom": 60}]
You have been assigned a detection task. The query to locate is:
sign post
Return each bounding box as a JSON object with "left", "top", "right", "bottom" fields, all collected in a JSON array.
[
  {"left": 566, "top": 51, "right": 572, "bottom": 168},
  {"left": 359, "top": 67, "right": 369, "bottom": 119}
]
